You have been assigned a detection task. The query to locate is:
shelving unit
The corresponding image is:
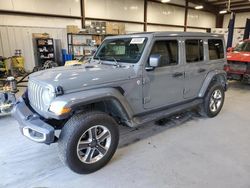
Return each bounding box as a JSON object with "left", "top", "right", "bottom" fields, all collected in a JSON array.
[
  {"left": 67, "top": 33, "right": 105, "bottom": 59},
  {"left": 33, "top": 38, "right": 55, "bottom": 66}
]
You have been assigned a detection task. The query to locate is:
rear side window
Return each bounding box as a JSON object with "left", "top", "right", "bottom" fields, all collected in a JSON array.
[
  {"left": 150, "top": 40, "right": 178, "bottom": 67},
  {"left": 185, "top": 39, "right": 204, "bottom": 63},
  {"left": 208, "top": 39, "right": 224, "bottom": 60}
]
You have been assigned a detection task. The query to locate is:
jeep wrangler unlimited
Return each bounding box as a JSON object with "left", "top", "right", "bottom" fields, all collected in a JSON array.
[{"left": 13, "top": 32, "right": 227, "bottom": 174}]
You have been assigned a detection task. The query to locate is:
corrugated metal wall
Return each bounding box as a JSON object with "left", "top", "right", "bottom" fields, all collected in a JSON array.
[{"left": 0, "top": 25, "right": 67, "bottom": 71}]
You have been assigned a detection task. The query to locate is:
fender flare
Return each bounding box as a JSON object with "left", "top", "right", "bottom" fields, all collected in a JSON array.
[
  {"left": 198, "top": 70, "right": 227, "bottom": 98},
  {"left": 51, "top": 88, "right": 134, "bottom": 121}
]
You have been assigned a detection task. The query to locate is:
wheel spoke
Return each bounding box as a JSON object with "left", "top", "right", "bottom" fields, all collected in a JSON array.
[
  {"left": 97, "top": 130, "right": 110, "bottom": 142},
  {"left": 85, "top": 148, "right": 95, "bottom": 163},
  {"left": 89, "top": 127, "right": 97, "bottom": 140},
  {"left": 214, "top": 102, "right": 218, "bottom": 110},
  {"left": 78, "top": 141, "right": 91, "bottom": 150},
  {"left": 96, "top": 144, "right": 107, "bottom": 155}
]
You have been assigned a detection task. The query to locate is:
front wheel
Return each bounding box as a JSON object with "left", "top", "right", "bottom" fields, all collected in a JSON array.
[
  {"left": 199, "top": 84, "right": 225, "bottom": 118},
  {"left": 58, "top": 111, "right": 119, "bottom": 174}
]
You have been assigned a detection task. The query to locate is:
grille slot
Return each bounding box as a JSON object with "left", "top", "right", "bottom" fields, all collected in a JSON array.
[{"left": 28, "top": 80, "right": 44, "bottom": 111}]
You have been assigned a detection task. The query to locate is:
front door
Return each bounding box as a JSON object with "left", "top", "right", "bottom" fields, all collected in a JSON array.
[{"left": 143, "top": 38, "right": 184, "bottom": 109}]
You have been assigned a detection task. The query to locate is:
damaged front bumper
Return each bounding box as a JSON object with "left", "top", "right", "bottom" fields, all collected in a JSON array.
[{"left": 12, "top": 97, "right": 55, "bottom": 144}]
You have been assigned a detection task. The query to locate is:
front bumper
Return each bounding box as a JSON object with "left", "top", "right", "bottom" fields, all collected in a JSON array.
[{"left": 12, "top": 97, "right": 55, "bottom": 144}]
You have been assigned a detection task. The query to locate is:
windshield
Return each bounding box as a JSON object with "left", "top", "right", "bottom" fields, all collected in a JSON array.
[
  {"left": 94, "top": 37, "right": 147, "bottom": 63},
  {"left": 234, "top": 41, "right": 250, "bottom": 52}
]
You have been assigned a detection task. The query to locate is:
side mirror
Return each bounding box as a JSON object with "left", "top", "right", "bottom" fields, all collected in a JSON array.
[
  {"left": 227, "top": 47, "right": 234, "bottom": 52},
  {"left": 146, "top": 54, "right": 162, "bottom": 71}
]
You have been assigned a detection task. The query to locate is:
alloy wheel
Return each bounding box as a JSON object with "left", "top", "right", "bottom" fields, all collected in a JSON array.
[
  {"left": 76, "top": 125, "right": 111, "bottom": 164},
  {"left": 209, "top": 89, "right": 222, "bottom": 113}
]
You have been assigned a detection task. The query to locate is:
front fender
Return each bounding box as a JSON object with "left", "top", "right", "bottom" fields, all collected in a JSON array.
[
  {"left": 198, "top": 70, "right": 228, "bottom": 98},
  {"left": 51, "top": 88, "right": 134, "bottom": 120}
]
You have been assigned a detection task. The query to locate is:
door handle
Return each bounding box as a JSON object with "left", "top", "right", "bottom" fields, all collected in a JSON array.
[
  {"left": 198, "top": 68, "right": 206, "bottom": 73},
  {"left": 172, "top": 72, "right": 184, "bottom": 78}
]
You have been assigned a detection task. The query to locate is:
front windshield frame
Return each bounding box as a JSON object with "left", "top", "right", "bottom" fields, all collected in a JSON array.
[
  {"left": 234, "top": 41, "right": 250, "bottom": 52},
  {"left": 93, "top": 37, "right": 148, "bottom": 64}
]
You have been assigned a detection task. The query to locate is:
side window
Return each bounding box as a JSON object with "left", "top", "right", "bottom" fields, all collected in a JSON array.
[
  {"left": 185, "top": 39, "right": 204, "bottom": 63},
  {"left": 208, "top": 39, "right": 224, "bottom": 60},
  {"left": 150, "top": 40, "right": 178, "bottom": 67}
]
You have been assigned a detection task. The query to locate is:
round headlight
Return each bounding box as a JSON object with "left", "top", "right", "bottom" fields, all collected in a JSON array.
[{"left": 42, "top": 88, "right": 55, "bottom": 106}]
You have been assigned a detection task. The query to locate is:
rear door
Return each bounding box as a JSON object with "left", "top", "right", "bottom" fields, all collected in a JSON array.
[{"left": 183, "top": 38, "right": 209, "bottom": 99}]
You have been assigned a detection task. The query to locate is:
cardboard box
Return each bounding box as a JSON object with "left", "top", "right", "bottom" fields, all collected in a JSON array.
[
  {"left": 92, "top": 35, "right": 102, "bottom": 45},
  {"left": 106, "top": 22, "right": 119, "bottom": 35},
  {"left": 105, "top": 22, "right": 125, "bottom": 35},
  {"left": 67, "top": 25, "right": 80, "bottom": 34},
  {"left": 32, "top": 33, "right": 50, "bottom": 38},
  {"left": 118, "top": 23, "right": 125, "bottom": 35}
]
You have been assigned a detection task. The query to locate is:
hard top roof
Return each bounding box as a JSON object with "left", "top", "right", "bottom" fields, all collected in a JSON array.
[{"left": 106, "top": 31, "right": 224, "bottom": 39}]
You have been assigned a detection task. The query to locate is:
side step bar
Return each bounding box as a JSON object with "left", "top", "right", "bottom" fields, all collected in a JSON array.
[{"left": 129, "top": 99, "right": 203, "bottom": 127}]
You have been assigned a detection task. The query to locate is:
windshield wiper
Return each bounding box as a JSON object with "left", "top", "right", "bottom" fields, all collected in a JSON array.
[
  {"left": 110, "top": 57, "right": 121, "bottom": 67},
  {"left": 95, "top": 56, "right": 121, "bottom": 67}
]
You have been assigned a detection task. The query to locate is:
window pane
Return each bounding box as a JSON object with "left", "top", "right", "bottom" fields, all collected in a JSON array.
[
  {"left": 208, "top": 39, "right": 224, "bottom": 60},
  {"left": 150, "top": 40, "right": 178, "bottom": 67},
  {"left": 185, "top": 39, "right": 204, "bottom": 63}
]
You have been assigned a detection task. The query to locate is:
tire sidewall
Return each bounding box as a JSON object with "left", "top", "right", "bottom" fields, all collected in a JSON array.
[
  {"left": 61, "top": 112, "right": 119, "bottom": 174},
  {"left": 205, "top": 84, "right": 225, "bottom": 117}
]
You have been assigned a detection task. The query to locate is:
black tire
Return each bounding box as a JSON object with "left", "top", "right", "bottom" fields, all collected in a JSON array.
[
  {"left": 58, "top": 111, "right": 119, "bottom": 174},
  {"left": 199, "top": 83, "right": 225, "bottom": 118}
]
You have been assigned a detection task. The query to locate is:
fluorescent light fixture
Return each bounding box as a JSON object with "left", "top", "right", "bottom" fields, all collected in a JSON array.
[
  {"left": 195, "top": 5, "right": 203, "bottom": 10},
  {"left": 161, "top": 0, "right": 171, "bottom": 3},
  {"left": 219, "top": 10, "right": 227, "bottom": 14}
]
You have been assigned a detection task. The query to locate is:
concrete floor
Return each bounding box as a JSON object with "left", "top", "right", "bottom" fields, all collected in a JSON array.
[{"left": 1, "top": 81, "right": 250, "bottom": 188}]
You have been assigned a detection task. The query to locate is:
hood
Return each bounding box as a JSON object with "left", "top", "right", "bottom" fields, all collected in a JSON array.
[
  {"left": 227, "top": 51, "right": 250, "bottom": 62},
  {"left": 29, "top": 62, "right": 137, "bottom": 93}
]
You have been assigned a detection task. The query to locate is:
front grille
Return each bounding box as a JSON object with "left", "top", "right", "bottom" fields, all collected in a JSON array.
[{"left": 28, "top": 80, "right": 45, "bottom": 111}]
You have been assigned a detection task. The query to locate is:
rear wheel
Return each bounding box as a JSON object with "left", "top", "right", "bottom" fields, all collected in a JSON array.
[
  {"left": 199, "top": 84, "right": 225, "bottom": 117},
  {"left": 58, "top": 111, "right": 119, "bottom": 174}
]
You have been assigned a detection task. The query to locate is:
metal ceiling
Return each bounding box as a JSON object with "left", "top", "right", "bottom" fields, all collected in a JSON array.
[
  {"left": 155, "top": 0, "right": 250, "bottom": 13},
  {"left": 207, "top": 0, "right": 250, "bottom": 12}
]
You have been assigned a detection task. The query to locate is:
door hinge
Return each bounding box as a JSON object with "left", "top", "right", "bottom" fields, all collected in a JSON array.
[
  {"left": 143, "top": 96, "right": 151, "bottom": 104},
  {"left": 142, "top": 77, "right": 150, "bottom": 85}
]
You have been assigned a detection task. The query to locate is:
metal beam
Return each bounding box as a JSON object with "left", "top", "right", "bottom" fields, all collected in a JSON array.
[
  {"left": 187, "top": 0, "right": 219, "bottom": 13},
  {"left": 148, "top": 0, "right": 216, "bottom": 14},
  {"left": 80, "top": 0, "right": 85, "bottom": 28},
  {"left": 0, "top": 9, "right": 82, "bottom": 20},
  {"left": 184, "top": 0, "right": 189, "bottom": 32},
  {"left": 144, "top": 0, "right": 148, "bottom": 32}
]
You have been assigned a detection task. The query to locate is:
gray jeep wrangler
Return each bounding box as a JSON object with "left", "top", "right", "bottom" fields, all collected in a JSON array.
[{"left": 13, "top": 32, "right": 227, "bottom": 174}]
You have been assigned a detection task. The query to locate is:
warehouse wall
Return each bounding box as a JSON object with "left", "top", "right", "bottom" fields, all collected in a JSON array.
[
  {"left": 0, "top": 0, "right": 82, "bottom": 71},
  {"left": 0, "top": 0, "right": 217, "bottom": 71},
  {"left": 223, "top": 12, "right": 250, "bottom": 28},
  {"left": 0, "top": 25, "right": 69, "bottom": 71},
  {"left": 85, "top": 0, "right": 216, "bottom": 32},
  {"left": 0, "top": 0, "right": 81, "bottom": 16},
  {"left": 0, "top": 14, "right": 81, "bottom": 71}
]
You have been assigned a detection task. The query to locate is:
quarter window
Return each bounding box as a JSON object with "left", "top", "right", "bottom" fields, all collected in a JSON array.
[
  {"left": 150, "top": 40, "right": 178, "bottom": 67},
  {"left": 208, "top": 39, "right": 224, "bottom": 60},
  {"left": 185, "top": 39, "right": 204, "bottom": 63}
]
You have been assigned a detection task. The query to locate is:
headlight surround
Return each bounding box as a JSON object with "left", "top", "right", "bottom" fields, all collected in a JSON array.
[
  {"left": 49, "top": 101, "right": 71, "bottom": 115},
  {"left": 42, "top": 87, "right": 55, "bottom": 106}
]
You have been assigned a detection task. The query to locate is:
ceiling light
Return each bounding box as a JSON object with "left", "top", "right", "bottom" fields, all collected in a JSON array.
[
  {"left": 195, "top": 5, "right": 203, "bottom": 10},
  {"left": 161, "top": 0, "right": 171, "bottom": 3},
  {"left": 219, "top": 10, "right": 227, "bottom": 14}
]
